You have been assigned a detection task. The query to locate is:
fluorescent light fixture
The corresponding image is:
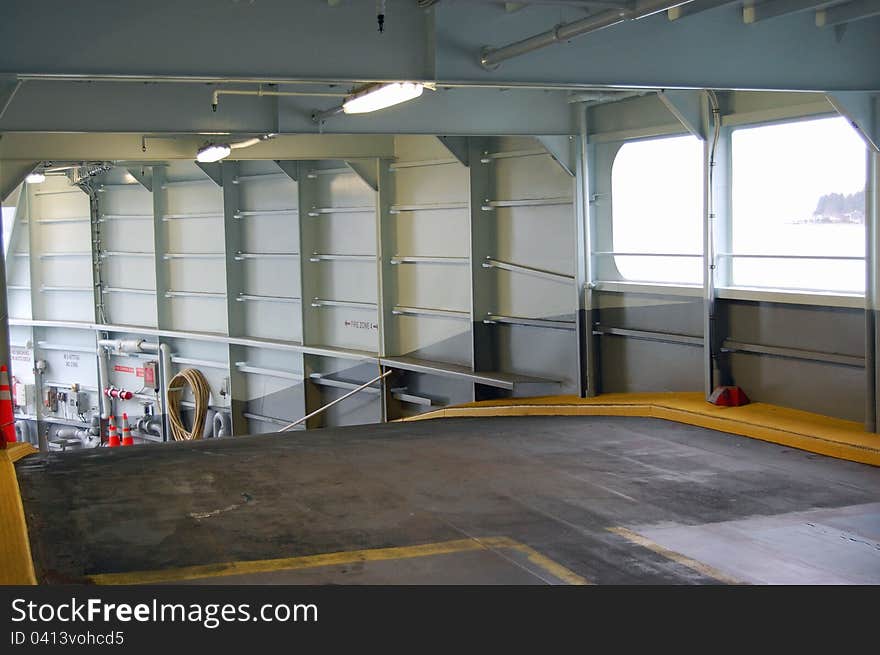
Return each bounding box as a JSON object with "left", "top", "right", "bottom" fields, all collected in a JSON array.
[
  {"left": 25, "top": 172, "right": 46, "bottom": 184},
  {"left": 196, "top": 134, "right": 274, "bottom": 162},
  {"left": 342, "top": 82, "right": 424, "bottom": 115},
  {"left": 196, "top": 143, "right": 232, "bottom": 163}
]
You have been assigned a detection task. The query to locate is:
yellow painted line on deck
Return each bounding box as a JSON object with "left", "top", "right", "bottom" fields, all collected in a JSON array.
[
  {"left": 0, "top": 443, "right": 39, "bottom": 585},
  {"left": 479, "top": 537, "right": 590, "bottom": 585},
  {"left": 400, "top": 393, "right": 880, "bottom": 467},
  {"left": 608, "top": 527, "right": 741, "bottom": 585},
  {"left": 89, "top": 536, "right": 588, "bottom": 586}
]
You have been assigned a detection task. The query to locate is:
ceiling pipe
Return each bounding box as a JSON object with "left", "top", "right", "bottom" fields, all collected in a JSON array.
[
  {"left": 15, "top": 73, "right": 649, "bottom": 94},
  {"left": 480, "top": 0, "right": 695, "bottom": 68},
  {"left": 567, "top": 90, "right": 648, "bottom": 104},
  {"left": 212, "top": 87, "right": 348, "bottom": 112}
]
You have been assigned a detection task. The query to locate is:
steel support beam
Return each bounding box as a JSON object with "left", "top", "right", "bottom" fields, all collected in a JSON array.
[
  {"left": 0, "top": 134, "right": 397, "bottom": 163},
  {"left": 436, "top": 136, "right": 470, "bottom": 167},
  {"left": 742, "top": 0, "right": 828, "bottom": 24},
  {"left": 827, "top": 92, "right": 879, "bottom": 154},
  {"left": 702, "top": 92, "right": 716, "bottom": 398},
  {"left": 0, "top": 78, "right": 21, "bottom": 122},
  {"left": 344, "top": 160, "right": 379, "bottom": 192},
  {"left": 434, "top": 2, "right": 880, "bottom": 90},
  {"left": 221, "top": 161, "right": 247, "bottom": 436},
  {"left": 468, "top": 138, "right": 498, "bottom": 387},
  {"left": 0, "top": 160, "right": 37, "bottom": 202},
  {"left": 195, "top": 162, "right": 224, "bottom": 187},
  {"left": 375, "top": 157, "right": 397, "bottom": 424},
  {"left": 274, "top": 160, "right": 300, "bottom": 182},
  {"left": 124, "top": 166, "right": 153, "bottom": 192},
  {"left": 574, "top": 108, "right": 599, "bottom": 396},
  {"left": 658, "top": 90, "right": 708, "bottom": 140},
  {"left": 536, "top": 135, "right": 577, "bottom": 177},
  {"left": 866, "top": 149, "right": 879, "bottom": 431},
  {"left": 0, "top": 1, "right": 877, "bottom": 91},
  {"left": 817, "top": 0, "right": 880, "bottom": 27},
  {"left": 667, "top": 0, "right": 738, "bottom": 20}
]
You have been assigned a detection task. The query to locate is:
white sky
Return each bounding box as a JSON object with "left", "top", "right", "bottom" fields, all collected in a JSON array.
[
  {"left": 732, "top": 116, "right": 867, "bottom": 225},
  {"left": 609, "top": 116, "right": 868, "bottom": 288}
]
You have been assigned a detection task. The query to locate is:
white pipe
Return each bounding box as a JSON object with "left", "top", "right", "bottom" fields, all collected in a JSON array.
[
  {"left": 480, "top": 0, "right": 694, "bottom": 68},
  {"left": 567, "top": 90, "right": 647, "bottom": 104},
  {"left": 137, "top": 341, "right": 171, "bottom": 441},
  {"left": 229, "top": 137, "right": 262, "bottom": 150},
  {"left": 213, "top": 410, "right": 232, "bottom": 438},
  {"left": 96, "top": 341, "right": 111, "bottom": 419},
  {"left": 98, "top": 339, "right": 168, "bottom": 439},
  {"left": 98, "top": 338, "right": 146, "bottom": 353},
  {"left": 212, "top": 88, "right": 347, "bottom": 111}
]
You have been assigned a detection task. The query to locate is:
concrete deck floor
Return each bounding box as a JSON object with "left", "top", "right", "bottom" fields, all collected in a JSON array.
[{"left": 14, "top": 416, "right": 880, "bottom": 584}]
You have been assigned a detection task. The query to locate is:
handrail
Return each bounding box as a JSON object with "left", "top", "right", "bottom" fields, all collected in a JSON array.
[
  {"left": 278, "top": 370, "right": 392, "bottom": 431},
  {"left": 593, "top": 251, "right": 702, "bottom": 258},
  {"left": 715, "top": 253, "right": 864, "bottom": 261},
  {"left": 482, "top": 257, "right": 574, "bottom": 283}
]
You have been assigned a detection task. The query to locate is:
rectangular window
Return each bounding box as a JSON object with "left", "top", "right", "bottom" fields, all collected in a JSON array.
[
  {"left": 611, "top": 135, "right": 704, "bottom": 285},
  {"left": 730, "top": 116, "right": 867, "bottom": 295}
]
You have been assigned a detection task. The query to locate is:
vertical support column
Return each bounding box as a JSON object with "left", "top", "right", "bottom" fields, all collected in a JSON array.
[
  {"left": 574, "top": 107, "right": 599, "bottom": 397},
  {"left": 866, "top": 149, "right": 879, "bottom": 432},
  {"left": 296, "top": 161, "right": 322, "bottom": 429},
  {"left": 0, "top": 187, "right": 13, "bottom": 390},
  {"left": 150, "top": 166, "right": 171, "bottom": 440},
  {"left": 86, "top": 180, "right": 107, "bottom": 441},
  {"left": 712, "top": 124, "right": 733, "bottom": 391},
  {"left": 24, "top": 184, "right": 46, "bottom": 447},
  {"left": 87, "top": 184, "right": 103, "bottom": 325},
  {"left": 702, "top": 93, "right": 718, "bottom": 400},
  {"left": 468, "top": 138, "right": 497, "bottom": 391},
  {"left": 221, "top": 162, "right": 247, "bottom": 436},
  {"left": 151, "top": 167, "right": 171, "bottom": 331},
  {"left": 5, "top": 189, "right": 37, "bottom": 444},
  {"left": 375, "top": 158, "right": 396, "bottom": 421}
]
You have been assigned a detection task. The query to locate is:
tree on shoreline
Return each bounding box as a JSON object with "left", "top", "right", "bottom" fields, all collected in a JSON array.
[{"left": 811, "top": 189, "right": 866, "bottom": 223}]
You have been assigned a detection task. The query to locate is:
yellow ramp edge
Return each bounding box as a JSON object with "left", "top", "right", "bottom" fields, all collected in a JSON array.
[
  {"left": 0, "top": 443, "right": 38, "bottom": 585},
  {"left": 401, "top": 392, "right": 880, "bottom": 467}
]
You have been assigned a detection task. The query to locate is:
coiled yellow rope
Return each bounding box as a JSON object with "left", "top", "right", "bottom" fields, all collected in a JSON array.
[{"left": 166, "top": 368, "right": 211, "bottom": 441}]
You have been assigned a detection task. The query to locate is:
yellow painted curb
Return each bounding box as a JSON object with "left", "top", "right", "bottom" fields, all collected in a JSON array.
[
  {"left": 0, "top": 442, "right": 38, "bottom": 585},
  {"left": 401, "top": 393, "right": 880, "bottom": 467}
]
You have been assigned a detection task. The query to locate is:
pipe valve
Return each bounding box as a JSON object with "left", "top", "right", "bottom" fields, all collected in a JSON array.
[{"left": 104, "top": 386, "right": 133, "bottom": 401}]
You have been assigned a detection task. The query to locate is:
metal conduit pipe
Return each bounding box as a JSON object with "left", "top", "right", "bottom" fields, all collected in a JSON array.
[
  {"left": 567, "top": 90, "right": 648, "bottom": 104},
  {"left": 96, "top": 340, "right": 111, "bottom": 419},
  {"left": 213, "top": 410, "right": 232, "bottom": 438},
  {"left": 54, "top": 417, "right": 100, "bottom": 447},
  {"left": 136, "top": 340, "right": 171, "bottom": 441},
  {"left": 15, "top": 421, "right": 33, "bottom": 445},
  {"left": 136, "top": 415, "right": 163, "bottom": 437},
  {"left": 98, "top": 338, "right": 170, "bottom": 439},
  {"left": 212, "top": 88, "right": 348, "bottom": 111},
  {"left": 480, "top": 0, "right": 694, "bottom": 68}
]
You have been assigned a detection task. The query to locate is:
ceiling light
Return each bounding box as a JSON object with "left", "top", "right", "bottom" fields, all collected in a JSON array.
[
  {"left": 25, "top": 172, "right": 46, "bottom": 184},
  {"left": 342, "top": 82, "right": 424, "bottom": 114},
  {"left": 196, "top": 143, "right": 232, "bottom": 163}
]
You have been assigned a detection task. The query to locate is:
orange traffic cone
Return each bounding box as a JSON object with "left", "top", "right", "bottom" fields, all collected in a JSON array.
[
  {"left": 121, "top": 413, "right": 133, "bottom": 446},
  {"left": 107, "top": 415, "right": 120, "bottom": 448},
  {"left": 0, "top": 365, "right": 16, "bottom": 443}
]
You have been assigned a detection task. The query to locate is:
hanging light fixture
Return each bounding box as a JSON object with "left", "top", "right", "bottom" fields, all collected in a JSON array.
[
  {"left": 342, "top": 82, "right": 424, "bottom": 114},
  {"left": 195, "top": 135, "right": 274, "bottom": 163},
  {"left": 25, "top": 171, "right": 46, "bottom": 184},
  {"left": 195, "top": 144, "right": 232, "bottom": 163}
]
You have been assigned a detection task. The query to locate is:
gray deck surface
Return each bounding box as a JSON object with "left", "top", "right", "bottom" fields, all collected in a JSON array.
[{"left": 15, "top": 415, "right": 880, "bottom": 584}]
